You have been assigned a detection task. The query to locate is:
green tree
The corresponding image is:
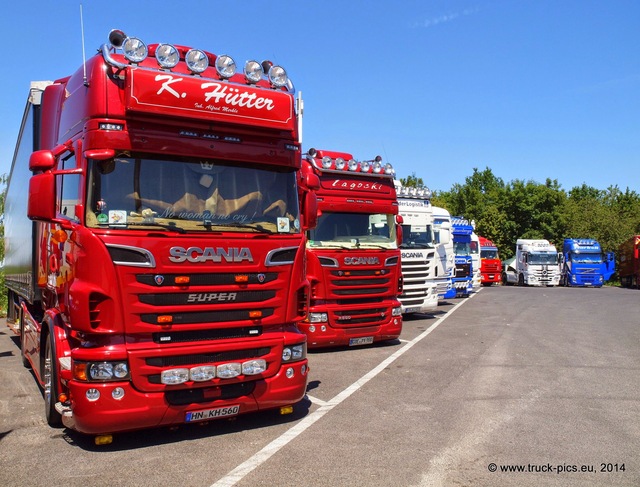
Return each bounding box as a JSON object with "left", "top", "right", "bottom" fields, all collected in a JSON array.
[{"left": 399, "top": 172, "right": 424, "bottom": 188}]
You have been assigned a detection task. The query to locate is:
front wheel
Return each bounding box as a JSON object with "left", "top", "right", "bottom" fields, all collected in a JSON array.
[{"left": 43, "top": 335, "right": 62, "bottom": 427}]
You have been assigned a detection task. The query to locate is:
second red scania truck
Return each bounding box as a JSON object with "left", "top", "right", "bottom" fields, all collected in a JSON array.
[
  {"left": 298, "top": 149, "right": 403, "bottom": 348},
  {"left": 3, "top": 29, "right": 315, "bottom": 442}
]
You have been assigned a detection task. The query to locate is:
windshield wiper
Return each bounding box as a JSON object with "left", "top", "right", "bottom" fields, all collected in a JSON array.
[
  {"left": 197, "top": 221, "right": 275, "bottom": 234},
  {"left": 122, "top": 221, "right": 186, "bottom": 234}
]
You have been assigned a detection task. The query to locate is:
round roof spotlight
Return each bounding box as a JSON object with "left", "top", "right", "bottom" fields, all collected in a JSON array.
[
  {"left": 244, "top": 60, "right": 263, "bottom": 84},
  {"left": 360, "top": 161, "right": 371, "bottom": 173},
  {"left": 185, "top": 49, "right": 209, "bottom": 73},
  {"left": 384, "top": 163, "right": 394, "bottom": 175},
  {"left": 216, "top": 55, "right": 236, "bottom": 79},
  {"left": 321, "top": 157, "right": 333, "bottom": 169},
  {"left": 348, "top": 159, "right": 359, "bottom": 171},
  {"left": 122, "top": 37, "right": 148, "bottom": 63},
  {"left": 335, "top": 157, "right": 346, "bottom": 170},
  {"left": 268, "top": 65, "right": 288, "bottom": 88},
  {"left": 409, "top": 187, "right": 418, "bottom": 196},
  {"left": 307, "top": 148, "right": 318, "bottom": 158},
  {"left": 417, "top": 188, "right": 425, "bottom": 197},
  {"left": 372, "top": 160, "right": 383, "bottom": 173},
  {"left": 424, "top": 187, "right": 432, "bottom": 199},
  {"left": 108, "top": 29, "right": 127, "bottom": 48},
  {"left": 155, "top": 44, "right": 180, "bottom": 69}
]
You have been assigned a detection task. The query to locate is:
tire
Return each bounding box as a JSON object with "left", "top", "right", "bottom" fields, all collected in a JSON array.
[{"left": 43, "top": 335, "right": 62, "bottom": 427}]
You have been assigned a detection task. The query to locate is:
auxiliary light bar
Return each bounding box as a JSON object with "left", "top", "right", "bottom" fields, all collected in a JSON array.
[
  {"left": 396, "top": 185, "right": 432, "bottom": 200},
  {"left": 306, "top": 148, "right": 394, "bottom": 176},
  {"left": 106, "top": 29, "right": 291, "bottom": 90}
]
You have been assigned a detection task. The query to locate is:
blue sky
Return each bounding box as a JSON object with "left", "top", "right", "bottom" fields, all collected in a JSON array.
[{"left": 1, "top": 0, "right": 638, "bottom": 193}]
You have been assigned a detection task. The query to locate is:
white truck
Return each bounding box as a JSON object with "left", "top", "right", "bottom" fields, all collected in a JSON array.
[
  {"left": 470, "top": 230, "right": 482, "bottom": 290},
  {"left": 431, "top": 206, "right": 455, "bottom": 299},
  {"left": 395, "top": 184, "right": 446, "bottom": 313},
  {"left": 502, "top": 239, "right": 561, "bottom": 286}
]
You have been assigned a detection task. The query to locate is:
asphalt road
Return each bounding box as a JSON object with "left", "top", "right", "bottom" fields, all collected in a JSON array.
[{"left": 1, "top": 285, "right": 638, "bottom": 487}]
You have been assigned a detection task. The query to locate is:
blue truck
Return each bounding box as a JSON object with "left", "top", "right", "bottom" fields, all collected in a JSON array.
[
  {"left": 561, "top": 238, "right": 615, "bottom": 287},
  {"left": 451, "top": 217, "right": 474, "bottom": 297}
]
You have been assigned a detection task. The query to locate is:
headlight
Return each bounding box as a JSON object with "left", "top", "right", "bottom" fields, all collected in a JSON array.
[
  {"left": 309, "top": 312, "right": 328, "bottom": 323},
  {"left": 161, "top": 368, "right": 189, "bottom": 385},
  {"left": 282, "top": 343, "right": 306, "bottom": 363},
  {"left": 155, "top": 43, "right": 179, "bottom": 68},
  {"left": 217, "top": 363, "right": 242, "bottom": 379},
  {"left": 122, "top": 37, "right": 147, "bottom": 63},
  {"left": 242, "top": 359, "right": 267, "bottom": 376},
  {"left": 392, "top": 307, "right": 402, "bottom": 317},
  {"left": 186, "top": 49, "right": 209, "bottom": 73},
  {"left": 74, "top": 360, "right": 130, "bottom": 382}
]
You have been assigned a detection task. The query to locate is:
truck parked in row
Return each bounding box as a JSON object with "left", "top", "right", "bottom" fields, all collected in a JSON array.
[
  {"left": 502, "top": 239, "right": 561, "bottom": 286},
  {"left": 561, "top": 238, "right": 615, "bottom": 287},
  {"left": 618, "top": 235, "right": 640, "bottom": 288},
  {"left": 451, "top": 217, "right": 475, "bottom": 297},
  {"left": 3, "top": 29, "right": 314, "bottom": 441},
  {"left": 395, "top": 184, "right": 440, "bottom": 314},
  {"left": 301, "top": 149, "right": 402, "bottom": 347},
  {"left": 478, "top": 236, "right": 502, "bottom": 286},
  {"left": 432, "top": 206, "right": 455, "bottom": 299},
  {"left": 470, "top": 231, "right": 481, "bottom": 289}
]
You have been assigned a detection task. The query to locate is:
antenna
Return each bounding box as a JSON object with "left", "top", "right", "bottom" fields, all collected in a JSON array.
[{"left": 80, "top": 3, "right": 88, "bottom": 86}]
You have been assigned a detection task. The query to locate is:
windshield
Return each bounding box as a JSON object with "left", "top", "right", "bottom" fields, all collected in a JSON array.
[
  {"left": 454, "top": 241, "right": 471, "bottom": 256},
  {"left": 308, "top": 212, "right": 397, "bottom": 249},
  {"left": 86, "top": 155, "right": 300, "bottom": 233},
  {"left": 481, "top": 249, "right": 499, "bottom": 259},
  {"left": 570, "top": 253, "right": 603, "bottom": 264},
  {"left": 528, "top": 253, "right": 558, "bottom": 265},
  {"left": 400, "top": 224, "right": 434, "bottom": 249}
]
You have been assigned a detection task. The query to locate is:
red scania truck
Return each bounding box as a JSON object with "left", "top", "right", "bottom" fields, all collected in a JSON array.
[
  {"left": 298, "top": 148, "right": 402, "bottom": 348},
  {"left": 478, "top": 236, "right": 502, "bottom": 286},
  {"left": 3, "top": 29, "right": 315, "bottom": 441}
]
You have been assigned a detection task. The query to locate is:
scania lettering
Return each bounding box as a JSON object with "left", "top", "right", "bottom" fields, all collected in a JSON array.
[
  {"left": 3, "top": 29, "right": 315, "bottom": 441},
  {"left": 299, "top": 148, "right": 402, "bottom": 348},
  {"left": 561, "top": 238, "right": 615, "bottom": 287},
  {"left": 394, "top": 183, "right": 446, "bottom": 313},
  {"left": 169, "top": 246, "right": 253, "bottom": 263}
]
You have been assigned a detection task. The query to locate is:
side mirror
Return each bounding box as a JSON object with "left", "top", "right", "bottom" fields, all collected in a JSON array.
[
  {"left": 28, "top": 172, "right": 57, "bottom": 221},
  {"left": 302, "top": 173, "right": 320, "bottom": 191},
  {"left": 439, "top": 229, "right": 451, "bottom": 245},
  {"left": 302, "top": 192, "right": 318, "bottom": 230},
  {"left": 29, "top": 150, "right": 56, "bottom": 171}
]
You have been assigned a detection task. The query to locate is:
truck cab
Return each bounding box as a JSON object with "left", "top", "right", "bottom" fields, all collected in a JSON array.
[{"left": 561, "top": 238, "right": 614, "bottom": 287}]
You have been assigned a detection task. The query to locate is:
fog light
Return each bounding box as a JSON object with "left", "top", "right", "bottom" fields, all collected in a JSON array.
[
  {"left": 320, "top": 325, "right": 327, "bottom": 332},
  {"left": 161, "top": 368, "right": 189, "bottom": 385},
  {"left": 242, "top": 359, "right": 267, "bottom": 375},
  {"left": 190, "top": 366, "right": 216, "bottom": 382},
  {"left": 112, "top": 387, "right": 125, "bottom": 400},
  {"left": 308, "top": 325, "right": 316, "bottom": 333},
  {"left": 217, "top": 363, "right": 242, "bottom": 379},
  {"left": 86, "top": 388, "right": 100, "bottom": 402},
  {"left": 285, "top": 367, "right": 294, "bottom": 378},
  {"left": 301, "top": 364, "right": 307, "bottom": 375}
]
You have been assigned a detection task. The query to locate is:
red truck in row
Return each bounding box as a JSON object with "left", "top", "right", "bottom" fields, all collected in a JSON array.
[
  {"left": 618, "top": 235, "right": 640, "bottom": 288},
  {"left": 3, "top": 29, "right": 315, "bottom": 442},
  {"left": 298, "top": 149, "right": 403, "bottom": 348},
  {"left": 478, "top": 236, "right": 502, "bottom": 286}
]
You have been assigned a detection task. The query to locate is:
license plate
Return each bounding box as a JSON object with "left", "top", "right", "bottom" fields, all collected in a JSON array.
[
  {"left": 185, "top": 405, "right": 240, "bottom": 423},
  {"left": 405, "top": 307, "right": 419, "bottom": 314},
  {"left": 349, "top": 336, "right": 374, "bottom": 347}
]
